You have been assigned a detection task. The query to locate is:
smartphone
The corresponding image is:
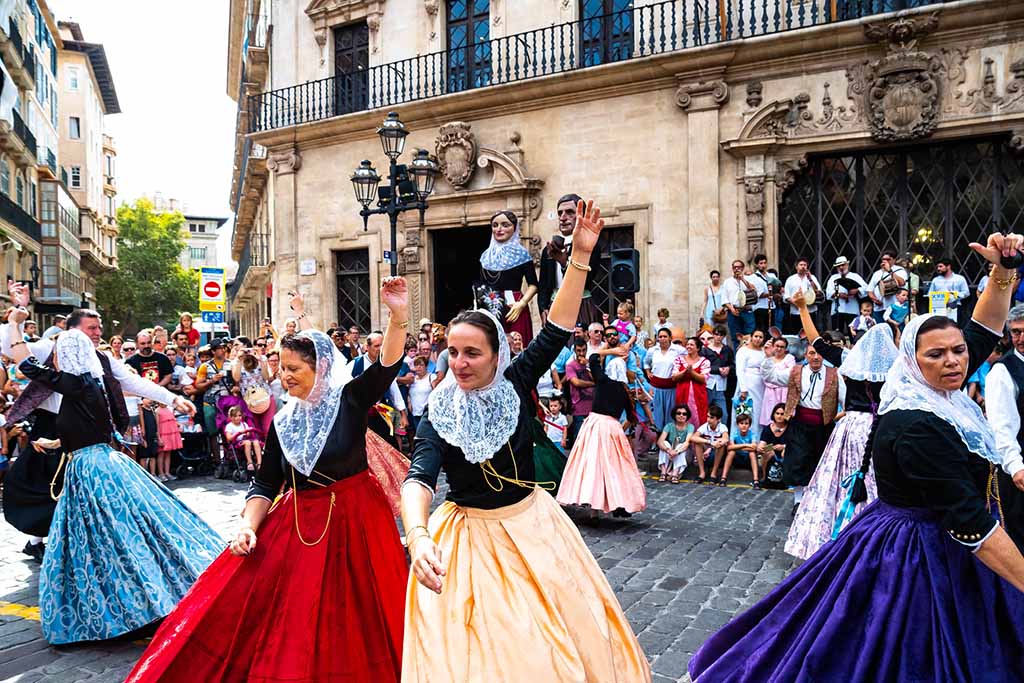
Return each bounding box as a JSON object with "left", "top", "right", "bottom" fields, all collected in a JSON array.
[{"left": 551, "top": 234, "right": 566, "bottom": 250}]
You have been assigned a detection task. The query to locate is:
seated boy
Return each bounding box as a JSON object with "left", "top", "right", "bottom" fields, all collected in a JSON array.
[
  {"left": 689, "top": 404, "right": 729, "bottom": 484},
  {"left": 718, "top": 414, "right": 760, "bottom": 488}
]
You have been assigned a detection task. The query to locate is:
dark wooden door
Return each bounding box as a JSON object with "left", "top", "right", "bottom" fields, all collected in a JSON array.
[{"left": 333, "top": 22, "right": 369, "bottom": 115}]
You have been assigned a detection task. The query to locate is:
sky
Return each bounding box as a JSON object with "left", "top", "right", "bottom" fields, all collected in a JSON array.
[{"left": 49, "top": 0, "right": 237, "bottom": 265}]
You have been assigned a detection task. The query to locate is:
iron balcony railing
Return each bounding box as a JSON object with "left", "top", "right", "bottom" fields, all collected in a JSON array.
[
  {"left": 250, "top": 230, "right": 270, "bottom": 267},
  {"left": 0, "top": 189, "right": 41, "bottom": 243},
  {"left": 12, "top": 110, "right": 36, "bottom": 159},
  {"left": 6, "top": 18, "right": 23, "bottom": 58},
  {"left": 249, "top": 0, "right": 950, "bottom": 133},
  {"left": 46, "top": 149, "right": 55, "bottom": 175},
  {"left": 21, "top": 46, "right": 34, "bottom": 83}
]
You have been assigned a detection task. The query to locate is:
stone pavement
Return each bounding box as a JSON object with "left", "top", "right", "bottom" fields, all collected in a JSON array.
[{"left": 0, "top": 475, "right": 798, "bottom": 682}]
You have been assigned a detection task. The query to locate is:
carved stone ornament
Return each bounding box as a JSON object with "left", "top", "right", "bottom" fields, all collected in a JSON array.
[
  {"left": 435, "top": 122, "right": 478, "bottom": 188},
  {"left": 424, "top": 0, "right": 439, "bottom": 15},
  {"left": 676, "top": 80, "right": 729, "bottom": 111},
  {"left": 1002, "top": 60, "right": 1024, "bottom": 113},
  {"left": 744, "top": 177, "right": 766, "bottom": 258},
  {"left": 266, "top": 149, "right": 302, "bottom": 175},
  {"left": 404, "top": 228, "right": 422, "bottom": 247},
  {"left": 775, "top": 156, "right": 808, "bottom": 201},
  {"left": 746, "top": 81, "right": 763, "bottom": 108},
  {"left": 860, "top": 13, "right": 943, "bottom": 143}
]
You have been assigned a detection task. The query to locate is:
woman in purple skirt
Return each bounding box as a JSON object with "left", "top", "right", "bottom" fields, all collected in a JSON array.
[{"left": 690, "top": 233, "right": 1024, "bottom": 683}]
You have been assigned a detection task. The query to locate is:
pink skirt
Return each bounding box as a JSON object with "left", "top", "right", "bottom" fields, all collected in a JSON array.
[
  {"left": 556, "top": 413, "right": 647, "bottom": 513},
  {"left": 156, "top": 408, "right": 183, "bottom": 451}
]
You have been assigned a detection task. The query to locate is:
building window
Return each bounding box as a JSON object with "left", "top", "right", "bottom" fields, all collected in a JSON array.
[
  {"left": 580, "top": 0, "right": 634, "bottom": 67},
  {"left": 189, "top": 222, "right": 206, "bottom": 233},
  {"left": 0, "top": 158, "right": 9, "bottom": 197},
  {"left": 67, "top": 66, "right": 79, "bottom": 91},
  {"left": 70, "top": 166, "right": 81, "bottom": 189},
  {"left": 29, "top": 182, "right": 36, "bottom": 218},
  {"left": 332, "top": 23, "right": 369, "bottom": 114},
  {"left": 16, "top": 174, "right": 23, "bottom": 208},
  {"left": 69, "top": 116, "right": 81, "bottom": 139},
  {"left": 189, "top": 247, "right": 207, "bottom": 261},
  {"left": 335, "top": 249, "right": 371, "bottom": 332},
  {"left": 446, "top": 0, "right": 491, "bottom": 93}
]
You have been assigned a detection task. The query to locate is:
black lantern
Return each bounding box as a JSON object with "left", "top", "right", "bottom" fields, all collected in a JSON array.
[
  {"left": 376, "top": 112, "right": 408, "bottom": 161},
  {"left": 351, "top": 113, "right": 439, "bottom": 276},
  {"left": 409, "top": 149, "right": 440, "bottom": 200},
  {"left": 351, "top": 160, "right": 381, "bottom": 208}
]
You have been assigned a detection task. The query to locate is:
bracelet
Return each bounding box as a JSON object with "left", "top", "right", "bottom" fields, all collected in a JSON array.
[
  {"left": 297, "top": 312, "right": 307, "bottom": 320},
  {"left": 568, "top": 258, "right": 592, "bottom": 272},
  {"left": 405, "top": 525, "right": 430, "bottom": 545},
  {"left": 10, "top": 340, "right": 25, "bottom": 348},
  {"left": 994, "top": 274, "right": 1019, "bottom": 291},
  {"left": 390, "top": 318, "right": 410, "bottom": 329}
]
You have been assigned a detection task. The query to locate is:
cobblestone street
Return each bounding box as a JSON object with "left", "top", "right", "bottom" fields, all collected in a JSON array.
[{"left": 0, "top": 476, "right": 798, "bottom": 682}]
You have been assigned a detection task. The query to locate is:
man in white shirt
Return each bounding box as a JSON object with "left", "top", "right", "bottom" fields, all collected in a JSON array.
[
  {"left": 867, "top": 250, "right": 908, "bottom": 323},
  {"left": 928, "top": 258, "right": 971, "bottom": 323},
  {"left": 782, "top": 257, "right": 822, "bottom": 335},
  {"left": 983, "top": 304, "right": 1024, "bottom": 549},
  {"left": 722, "top": 259, "right": 766, "bottom": 346},
  {"left": 750, "top": 254, "right": 775, "bottom": 333},
  {"left": 824, "top": 256, "right": 867, "bottom": 334}
]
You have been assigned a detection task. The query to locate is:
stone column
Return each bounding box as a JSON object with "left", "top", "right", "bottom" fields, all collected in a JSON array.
[
  {"left": 267, "top": 148, "right": 302, "bottom": 325},
  {"left": 676, "top": 77, "right": 728, "bottom": 333}
]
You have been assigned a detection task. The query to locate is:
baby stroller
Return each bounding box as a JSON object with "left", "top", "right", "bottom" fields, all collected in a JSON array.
[
  {"left": 176, "top": 431, "right": 215, "bottom": 479},
  {"left": 219, "top": 428, "right": 259, "bottom": 483},
  {"left": 213, "top": 395, "right": 258, "bottom": 482}
]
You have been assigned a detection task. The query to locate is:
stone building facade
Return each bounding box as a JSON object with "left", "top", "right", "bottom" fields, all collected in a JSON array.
[{"left": 226, "top": 0, "right": 1024, "bottom": 338}]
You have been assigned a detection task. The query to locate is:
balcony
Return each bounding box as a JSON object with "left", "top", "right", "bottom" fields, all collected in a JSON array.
[
  {"left": 104, "top": 174, "right": 115, "bottom": 191},
  {"left": 60, "top": 166, "right": 68, "bottom": 187},
  {"left": 43, "top": 149, "right": 56, "bottom": 177},
  {"left": 0, "top": 190, "right": 41, "bottom": 244},
  {"left": 249, "top": 0, "right": 952, "bottom": 133},
  {"left": 0, "top": 110, "right": 37, "bottom": 167},
  {"left": 12, "top": 111, "right": 36, "bottom": 159},
  {"left": 0, "top": 19, "right": 35, "bottom": 90}
]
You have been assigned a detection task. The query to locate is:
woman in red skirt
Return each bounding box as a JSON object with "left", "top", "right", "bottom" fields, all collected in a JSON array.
[
  {"left": 126, "top": 278, "right": 412, "bottom": 683},
  {"left": 478, "top": 210, "right": 539, "bottom": 345}
]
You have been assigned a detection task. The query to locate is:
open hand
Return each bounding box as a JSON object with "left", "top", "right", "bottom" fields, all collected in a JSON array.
[
  {"left": 172, "top": 396, "right": 197, "bottom": 417},
  {"left": 380, "top": 276, "right": 409, "bottom": 317},
  {"left": 570, "top": 199, "right": 605, "bottom": 257},
  {"left": 791, "top": 289, "right": 807, "bottom": 310},
  {"left": 505, "top": 301, "right": 525, "bottom": 323},
  {"left": 287, "top": 290, "right": 305, "bottom": 315},
  {"left": 8, "top": 281, "right": 28, "bottom": 307}
]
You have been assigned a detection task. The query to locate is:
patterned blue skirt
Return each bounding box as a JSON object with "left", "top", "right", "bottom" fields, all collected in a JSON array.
[{"left": 40, "top": 443, "right": 223, "bottom": 645}]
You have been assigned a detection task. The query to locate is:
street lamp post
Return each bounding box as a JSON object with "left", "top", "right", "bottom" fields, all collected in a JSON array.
[{"left": 351, "top": 112, "right": 440, "bottom": 276}]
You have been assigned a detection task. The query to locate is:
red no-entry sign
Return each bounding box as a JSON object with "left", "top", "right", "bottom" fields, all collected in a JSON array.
[{"left": 203, "top": 280, "right": 222, "bottom": 298}]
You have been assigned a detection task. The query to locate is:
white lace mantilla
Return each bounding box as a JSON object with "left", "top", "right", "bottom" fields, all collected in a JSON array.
[{"left": 428, "top": 309, "right": 520, "bottom": 464}]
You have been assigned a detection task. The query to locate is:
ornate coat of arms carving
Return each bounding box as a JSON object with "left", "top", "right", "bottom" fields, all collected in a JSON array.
[
  {"left": 435, "top": 122, "right": 478, "bottom": 188},
  {"left": 860, "top": 13, "right": 942, "bottom": 143}
]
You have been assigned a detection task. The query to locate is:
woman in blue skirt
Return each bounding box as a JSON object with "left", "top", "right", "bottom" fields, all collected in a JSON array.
[
  {"left": 6, "top": 314, "right": 222, "bottom": 645},
  {"left": 690, "top": 232, "right": 1024, "bottom": 683}
]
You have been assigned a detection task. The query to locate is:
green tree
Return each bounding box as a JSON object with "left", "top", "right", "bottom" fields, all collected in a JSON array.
[{"left": 96, "top": 198, "right": 199, "bottom": 335}]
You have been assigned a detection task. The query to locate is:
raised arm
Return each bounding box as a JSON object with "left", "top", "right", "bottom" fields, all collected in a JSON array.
[{"left": 969, "top": 232, "right": 1022, "bottom": 333}]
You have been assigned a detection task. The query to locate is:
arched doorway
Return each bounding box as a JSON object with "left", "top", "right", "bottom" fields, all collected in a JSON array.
[{"left": 778, "top": 136, "right": 1024, "bottom": 293}]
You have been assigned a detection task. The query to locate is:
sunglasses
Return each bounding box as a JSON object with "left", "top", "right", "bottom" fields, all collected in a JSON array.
[
  {"left": 123, "top": 346, "right": 136, "bottom": 351},
  {"left": 256, "top": 342, "right": 267, "bottom": 347}
]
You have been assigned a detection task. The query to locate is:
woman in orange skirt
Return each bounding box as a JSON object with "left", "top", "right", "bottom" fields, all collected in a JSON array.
[
  {"left": 400, "top": 201, "right": 650, "bottom": 683},
  {"left": 556, "top": 328, "right": 647, "bottom": 517},
  {"left": 127, "top": 279, "right": 412, "bottom": 683}
]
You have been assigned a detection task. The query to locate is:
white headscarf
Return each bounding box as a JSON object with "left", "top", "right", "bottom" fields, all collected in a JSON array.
[
  {"left": 839, "top": 324, "right": 898, "bottom": 383},
  {"left": 428, "top": 309, "right": 520, "bottom": 463},
  {"left": 272, "top": 329, "right": 353, "bottom": 476},
  {"left": 55, "top": 328, "right": 104, "bottom": 379},
  {"left": 879, "top": 313, "right": 999, "bottom": 466},
  {"left": 479, "top": 215, "right": 532, "bottom": 272}
]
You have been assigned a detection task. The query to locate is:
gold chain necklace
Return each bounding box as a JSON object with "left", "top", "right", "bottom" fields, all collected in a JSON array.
[{"left": 291, "top": 467, "right": 336, "bottom": 547}]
